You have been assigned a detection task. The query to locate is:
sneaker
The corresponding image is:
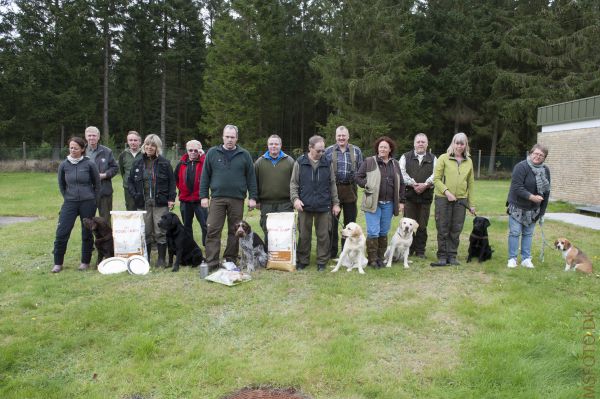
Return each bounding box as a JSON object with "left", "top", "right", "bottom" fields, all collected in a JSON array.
[
  {"left": 507, "top": 258, "right": 517, "bottom": 268},
  {"left": 521, "top": 258, "right": 535, "bottom": 268}
]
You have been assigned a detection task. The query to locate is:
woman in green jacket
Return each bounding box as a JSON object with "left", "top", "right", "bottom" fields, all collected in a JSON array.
[{"left": 430, "top": 132, "right": 476, "bottom": 266}]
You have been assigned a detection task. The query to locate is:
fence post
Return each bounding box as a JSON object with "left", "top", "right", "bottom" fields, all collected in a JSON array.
[
  {"left": 22, "top": 142, "right": 26, "bottom": 166},
  {"left": 477, "top": 149, "right": 481, "bottom": 179}
]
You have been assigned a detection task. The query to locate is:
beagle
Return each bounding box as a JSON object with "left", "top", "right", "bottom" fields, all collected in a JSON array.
[{"left": 554, "top": 237, "right": 593, "bottom": 274}]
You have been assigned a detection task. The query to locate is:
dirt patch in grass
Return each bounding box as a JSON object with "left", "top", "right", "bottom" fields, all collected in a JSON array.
[{"left": 0, "top": 216, "right": 39, "bottom": 227}]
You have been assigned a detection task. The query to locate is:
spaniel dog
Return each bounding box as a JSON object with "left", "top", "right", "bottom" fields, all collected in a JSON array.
[
  {"left": 234, "top": 220, "right": 268, "bottom": 272},
  {"left": 82, "top": 217, "right": 114, "bottom": 266},
  {"left": 331, "top": 222, "right": 368, "bottom": 274}
]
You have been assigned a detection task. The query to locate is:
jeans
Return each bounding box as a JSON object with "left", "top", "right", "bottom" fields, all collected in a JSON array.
[
  {"left": 365, "top": 201, "right": 394, "bottom": 238},
  {"left": 508, "top": 215, "right": 536, "bottom": 260},
  {"left": 180, "top": 201, "right": 208, "bottom": 246}
]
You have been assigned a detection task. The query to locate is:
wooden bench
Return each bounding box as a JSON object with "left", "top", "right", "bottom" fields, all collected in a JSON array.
[{"left": 576, "top": 206, "right": 600, "bottom": 216}]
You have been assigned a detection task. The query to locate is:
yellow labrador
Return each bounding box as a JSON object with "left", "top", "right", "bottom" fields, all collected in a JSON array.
[
  {"left": 331, "top": 222, "right": 368, "bottom": 274},
  {"left": 384, "top": 217, "right": 419, "bottom": 268}
]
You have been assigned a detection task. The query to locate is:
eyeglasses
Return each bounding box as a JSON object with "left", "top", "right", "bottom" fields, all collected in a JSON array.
[
  {"left": 314, "top": 149, "right": 325, "bottom": 153},
  {"left": 531, "top": 152, "right": 545, "bottom": 159},
  {"left": 187, "top": 149, "right": 200, "bottom": 153}
]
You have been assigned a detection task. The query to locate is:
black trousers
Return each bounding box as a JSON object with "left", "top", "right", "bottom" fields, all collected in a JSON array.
[
  {"left": 180, "top": 201, "right": 208, "bottom": 246},
  {"left": 330, "top": 200, "right": 357, "bottom": 256},
  {"left": 434, "top": 197, "right": 467, "bottom": 261},
  {"left": 53, "top": 199, "right": 97, "bottom": 265},
  {"left": 404, "top": 200, "right": 433, "bottom": 255}
]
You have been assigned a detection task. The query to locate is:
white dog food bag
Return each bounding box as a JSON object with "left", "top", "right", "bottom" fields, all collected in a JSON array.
[
  {"left": 266, "top": 212, "right": 296, "bottom": 272},
  {"left": 110, "top": 211, "right": 147, "bottom": 259}
]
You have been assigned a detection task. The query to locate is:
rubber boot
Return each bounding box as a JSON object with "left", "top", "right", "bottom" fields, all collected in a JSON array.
[
  {"left": 156, "top": 244, "right": 167, "bottom": 268},
  {"left": 146, "top": 243, "right": 152, "bottom": 264},
  {"left": 377, "top": 236, "right": 388, "bottom": 268},
  {"left": 366, "top": 238, "right": 378, "bottom": 268}
]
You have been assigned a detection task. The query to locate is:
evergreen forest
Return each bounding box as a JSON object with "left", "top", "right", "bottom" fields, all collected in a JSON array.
[{"left": 1, "top": 0, "right": 599, "bottom": 156}]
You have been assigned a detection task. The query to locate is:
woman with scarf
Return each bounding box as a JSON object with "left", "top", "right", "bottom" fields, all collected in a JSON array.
[
  {"left": 52, "top": 136, "right": 101, "bottom": 273},
  {"left": 128, "top": 134, "right": 176, "bottom": 268},
  {"left": 506, "top": 144, "right": 551, "bottom": 269}
]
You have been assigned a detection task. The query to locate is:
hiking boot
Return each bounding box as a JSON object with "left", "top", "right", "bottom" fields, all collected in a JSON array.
[
  {"left": 430, "top": 259, "right": 449, "bottom": 267},
  {"left": 317, "top": 263, "right": 326, "bottom": 272},
  {"left": 447, "top": 258, "right": 460, "bottom": 265}
]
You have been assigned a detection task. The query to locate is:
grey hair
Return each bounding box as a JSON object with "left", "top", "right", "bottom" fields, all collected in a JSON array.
[
  {"left": 85, "top": 126, "right": 100, "bottom": 136},
  {"left": 308, "top": 135, "right": 325, "bottom": 148},
  {"left": 143, "top": 134, "right": 163, "bottom": 155},
  {"left": 446, "top": 132, "right": 471, "bottom": 157},
  {"left": 529, "top": 143, "right": 548, "bottom": 157},
  {"left": 127, "top": 130, "right": 141, "bottom": 139},
  {"left": 224, "top": 124, "right": 238, "bottom": 136},
  {"left": 414, "top": 133, "right": 428, "bottom": 142},
  {"left": 336, "top": 126, "right": 349, "bottom": 135},
  {"left": 186, "top": 139, "right": 202, "bottom": 149}
]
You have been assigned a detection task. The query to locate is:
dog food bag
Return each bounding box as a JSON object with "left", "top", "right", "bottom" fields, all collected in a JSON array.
[
  {"left": 111, "top": 211, "right": 147, "bottom": 259},
  {"left": 266, "top": 212, "right": 296, "bottom": 272}
]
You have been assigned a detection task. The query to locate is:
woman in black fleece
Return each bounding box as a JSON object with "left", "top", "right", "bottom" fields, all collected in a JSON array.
[{"left": 52, "top": 136, "right": 101, "bottom": 273}]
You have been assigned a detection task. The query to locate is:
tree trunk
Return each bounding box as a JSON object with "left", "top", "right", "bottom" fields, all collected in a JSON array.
[
  {"left": 488, "top": 117, "right": 499, "bottom": 175},
  {"left": 103, "top": 31, "right": 110, "bottom": 142},
  {"left": 160, "top": 10, "right": 167, "bottom": 145}
]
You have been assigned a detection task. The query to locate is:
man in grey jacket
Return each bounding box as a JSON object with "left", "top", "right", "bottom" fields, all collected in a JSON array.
[{"left": 85, "top": 126, "right": 118, "bottom": 224}]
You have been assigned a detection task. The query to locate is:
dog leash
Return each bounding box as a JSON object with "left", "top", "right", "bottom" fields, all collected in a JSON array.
[{"left": 538, "top": 219, "right": 554, "bottom": 263}]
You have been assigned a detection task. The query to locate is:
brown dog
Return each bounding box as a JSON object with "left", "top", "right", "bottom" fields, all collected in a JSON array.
[
  {"left": 554, "top": 237, "right": 593, "bottom": 274},
  {"left": 82, "top": 217, "right": 114, "bottom": 266}
]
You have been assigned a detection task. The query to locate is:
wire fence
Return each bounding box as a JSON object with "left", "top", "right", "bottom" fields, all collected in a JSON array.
[{"left": 0, "top": 143, "right": 524, "bottom": 178}]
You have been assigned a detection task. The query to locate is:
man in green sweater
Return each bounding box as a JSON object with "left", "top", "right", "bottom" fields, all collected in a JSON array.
[
  {"left": 200, "top": 124, "right": 258, "bottom": 270},
  {"left": 118, "top": 131, "right": 143, "bottom": 211},
  {"left": 254, "top": 134, "right": 295, "bottom": 249}
]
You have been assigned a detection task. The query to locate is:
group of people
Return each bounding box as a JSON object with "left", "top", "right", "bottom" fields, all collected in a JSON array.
[{"left": 52, "top": 124, "right": 551, "bottom": 273}]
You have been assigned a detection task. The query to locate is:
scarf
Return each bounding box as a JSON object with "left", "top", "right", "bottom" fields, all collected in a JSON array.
[
  {"left": 526, "top": 157, "right": 550, "bottom": 195},
  {"left": 67, "top": 155, "right": 84, "bottom": 164}
]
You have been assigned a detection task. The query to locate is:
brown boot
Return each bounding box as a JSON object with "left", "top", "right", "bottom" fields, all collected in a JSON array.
[
  {"left": 366, "top": 238, "right": 378, "bottom": 268},
  {"left": 377, "top": 236, "right": 388, "bottom": 268}
]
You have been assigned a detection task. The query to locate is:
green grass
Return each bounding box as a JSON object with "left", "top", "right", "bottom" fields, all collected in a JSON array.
[{"left": 0, "top": 173, "right": 598, "bottom": 398}]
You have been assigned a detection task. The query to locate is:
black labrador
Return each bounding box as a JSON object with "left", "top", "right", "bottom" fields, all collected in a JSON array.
[
  {"left": 82, "top": 217, "right": 114, "bottom": 266},
  {"left": 157, "top": 212, "right": 203, "bottom": 272},
  {"left": 467, "top": 216, "right": 493, "bottom": 263}
]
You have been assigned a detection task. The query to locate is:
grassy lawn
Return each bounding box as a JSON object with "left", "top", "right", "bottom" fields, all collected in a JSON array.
[{"left": 0, "top": 172, "right": 598, "bottom": 399}]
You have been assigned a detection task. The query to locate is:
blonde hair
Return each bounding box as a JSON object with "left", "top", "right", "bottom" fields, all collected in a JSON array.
[
  {"left": 143, "top": 134, "right": 163, "bottom": 155},
  {"left": 446, "top": 132, "right": 470, "bottom": 157},
  {"left": 186, "top": 139, "right": 202, "bottom": 150}
]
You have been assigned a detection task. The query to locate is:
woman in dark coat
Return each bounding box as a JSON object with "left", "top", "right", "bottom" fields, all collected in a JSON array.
[
  {"left": 128, "top": 134, "right": 176, "bottom": 267},
  {"left": 506, "top": 143, "right": 551, "bottom": 269},
  {"left": 52, "top": 136, "right": 101, "bottom": 273}
]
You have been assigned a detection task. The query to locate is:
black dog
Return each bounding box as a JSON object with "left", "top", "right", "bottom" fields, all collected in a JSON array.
[
  {"left": 234, "top": 220, "right": 268, "bottom": 272},
  {"left": 157, "top": 212, "right": 203, "bottom": 272},
  {"left": 467, "top": 216, "right": 493, "bottom": 263},
  {"left": 82, "top": 217, "right": 114, "bottom": 266}
]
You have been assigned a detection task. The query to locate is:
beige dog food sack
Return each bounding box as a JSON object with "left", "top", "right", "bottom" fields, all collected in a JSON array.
[{"left": 266, "top": 212, "right": 296, "bottom": 272}]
